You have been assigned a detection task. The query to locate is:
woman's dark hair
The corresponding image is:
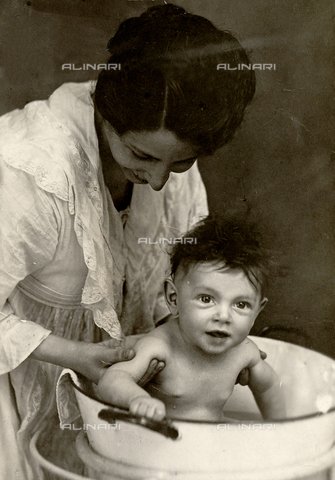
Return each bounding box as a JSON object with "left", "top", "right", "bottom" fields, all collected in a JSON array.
[
  {"left": 170, "top": 216, "right": 273, "bottom": 297},
  {"left": 94, "top": 4, "right": 256, "bottom": 155}
]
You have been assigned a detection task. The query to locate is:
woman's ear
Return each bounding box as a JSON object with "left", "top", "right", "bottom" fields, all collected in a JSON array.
[{"left": 164, "top": 278, "right": 179, "bottom": 316}]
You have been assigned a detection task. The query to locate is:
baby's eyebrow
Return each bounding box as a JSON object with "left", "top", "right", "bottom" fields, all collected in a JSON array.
[
  {"left": 193, "top": 286, "right": 219, "bottom": 296},
  {"left": 233, "top": 296, "right": 257, "bottom": 305},
  {"left": 234, "top": 293, "right": 257, "bottom": 300}
]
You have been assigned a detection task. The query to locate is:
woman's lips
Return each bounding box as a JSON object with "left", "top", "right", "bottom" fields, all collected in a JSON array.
[{"left": 132, "top": 170, "right": 148, "bottom": 184}]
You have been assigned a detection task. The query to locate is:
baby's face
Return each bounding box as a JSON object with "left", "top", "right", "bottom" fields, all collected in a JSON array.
[{"left": 173, "top": 263, "right": 266, "bottom": 355}]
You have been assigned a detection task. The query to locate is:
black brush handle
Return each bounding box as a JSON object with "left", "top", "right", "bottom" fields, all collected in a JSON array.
[{"left": 98, "top": 407, "right": 179, "bottom": 440}]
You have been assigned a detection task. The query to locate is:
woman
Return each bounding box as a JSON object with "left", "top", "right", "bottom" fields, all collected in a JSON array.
[{"left": 0, "top": 4, "right": 255, "bottom": 478}]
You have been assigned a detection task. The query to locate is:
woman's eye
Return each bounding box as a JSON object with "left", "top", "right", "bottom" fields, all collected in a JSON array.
[
  {"left": 133, "top": 152, "right": 153, "bottom": 161},
  {"left": 235, "top": 302, "right": 251, "bottom": 310},
  {"left": 199, "top": 295, "right": 213, "bottom": 304}
]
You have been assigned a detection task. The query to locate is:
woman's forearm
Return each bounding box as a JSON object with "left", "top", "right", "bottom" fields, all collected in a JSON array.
[{"left": 29, "top": 334, "right": 84, "bottom": 371}]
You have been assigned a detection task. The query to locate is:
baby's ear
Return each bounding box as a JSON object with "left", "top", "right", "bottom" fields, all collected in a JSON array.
[
  {"left": 259, "top": 297, "right": 268, "bottom": 312},
  {"left": 164, "top": 278, "right": 179, "bottom": 316}
]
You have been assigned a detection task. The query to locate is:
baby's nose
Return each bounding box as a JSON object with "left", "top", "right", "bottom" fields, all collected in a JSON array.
[{"left": 214, "top": 305, "right": 231, "bottom": 322}]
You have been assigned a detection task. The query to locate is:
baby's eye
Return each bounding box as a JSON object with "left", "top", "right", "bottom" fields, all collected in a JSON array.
[
  {"left": 198, "top": 295, "right": 213, "bottom": 304},
  {"left": 235, "top": 301, "right": 251, "bottom": 310}
]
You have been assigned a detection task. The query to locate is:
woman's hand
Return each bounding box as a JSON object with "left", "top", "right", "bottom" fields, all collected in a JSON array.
[
  {"left": 99, "top": 334, "right": 145, "bottom": 350},
  {"left": 30, "top": 334, "right": 135, "bottom": 384},
  {"left": 30, "top": 334, "right": 165, "bottom": 385},
  {"left": 75, "top": 343, "right": 135, "bottom": 384},
  {"left": 138, "top": 358, "right": 166, "bottom": 387},
  {"left": 99, "top": 335, "right": 165, "bottom": 386}
]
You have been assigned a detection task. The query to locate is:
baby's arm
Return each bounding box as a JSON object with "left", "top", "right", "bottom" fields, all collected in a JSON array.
[
  {"left": 97, "top": 335, "right": 168, "bottom": 421},
  {"left": 247, "top": 345, "right": 286, "bottom": 420}
]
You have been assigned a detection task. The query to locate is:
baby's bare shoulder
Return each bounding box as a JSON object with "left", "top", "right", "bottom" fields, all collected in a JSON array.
[{"left": 134, "top": 326, "right": 171, "bottom": 358}]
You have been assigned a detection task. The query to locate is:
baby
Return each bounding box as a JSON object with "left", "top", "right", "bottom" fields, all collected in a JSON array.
[{"left": 98, "top": 216, "right": 286, "bottom": 422}]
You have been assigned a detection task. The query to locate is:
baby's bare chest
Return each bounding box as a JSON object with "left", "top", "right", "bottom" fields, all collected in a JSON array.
[{"left": 146, "top": 353, "right": 245, "bottom": 408}]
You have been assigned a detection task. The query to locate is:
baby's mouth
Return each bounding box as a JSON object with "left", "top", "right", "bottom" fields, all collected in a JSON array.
[{"left": 206, "top": 331, "right": 230, "bottom": 339}]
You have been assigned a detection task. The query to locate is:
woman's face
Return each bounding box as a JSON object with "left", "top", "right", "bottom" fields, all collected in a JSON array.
[{"left": 99, "top": 120, "right": 199, "bottom": 191}]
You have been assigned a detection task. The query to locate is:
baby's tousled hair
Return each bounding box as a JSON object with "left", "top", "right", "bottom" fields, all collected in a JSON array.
[{"left": 170, "top": 216, "right": 274, "bottom": 297}]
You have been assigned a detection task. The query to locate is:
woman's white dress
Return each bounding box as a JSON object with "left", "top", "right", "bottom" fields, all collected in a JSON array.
[{"left": 0, "top": 81, "right": 208, "bottom": 478}]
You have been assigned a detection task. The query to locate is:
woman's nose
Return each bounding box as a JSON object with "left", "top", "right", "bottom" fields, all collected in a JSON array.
[{"left": 148, "top": 165, "right": 170, "bottom": 191}]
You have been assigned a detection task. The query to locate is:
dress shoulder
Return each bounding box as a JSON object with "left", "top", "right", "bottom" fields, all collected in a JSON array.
[{"left": 163, "top": 162, "right": 209, "bottom": 234}]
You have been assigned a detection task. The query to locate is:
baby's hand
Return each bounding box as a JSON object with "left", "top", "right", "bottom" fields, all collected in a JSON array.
[{"left": 129, "top": 396, "right": 166, "bottom": 421}]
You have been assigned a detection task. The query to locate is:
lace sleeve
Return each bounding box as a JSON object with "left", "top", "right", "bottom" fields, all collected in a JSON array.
[{"left": 0, "top": 157, "right": 59, "bottom": 372}]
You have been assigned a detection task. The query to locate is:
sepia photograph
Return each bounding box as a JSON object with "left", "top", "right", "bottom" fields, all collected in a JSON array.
[{"left": 0, "top": 0, "right": 335, "bottom": 479}]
